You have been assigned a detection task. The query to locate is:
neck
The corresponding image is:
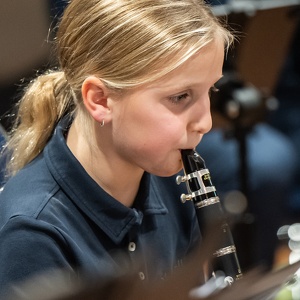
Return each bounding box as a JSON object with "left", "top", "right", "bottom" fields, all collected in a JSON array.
[{"left": 66, "top": 118, "right": 144, "bottom": 207}]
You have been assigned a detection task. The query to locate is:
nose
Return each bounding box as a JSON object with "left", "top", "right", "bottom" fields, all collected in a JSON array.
[{"left": 189, "top": 96, "right": 212, "bottom": 134}]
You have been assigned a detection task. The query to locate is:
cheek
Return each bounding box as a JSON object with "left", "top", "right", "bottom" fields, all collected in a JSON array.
[
  {"left": 112, "top": 114, "right": 184, "bottom": 176},
  {"left": 113, "top": 101, "right": 185, "bottom": 151},
  {"left": 127, "top": 108, "right": 169, "bottom": 138},
  {"left": 138, "top": 117, "right": 182, "bottom": 147},
  {"left": 116, "top": 118, "right": 180, "bottom": 155}
]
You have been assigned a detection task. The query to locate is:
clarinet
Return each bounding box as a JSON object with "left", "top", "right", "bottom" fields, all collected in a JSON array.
[{"left": 176, "top": 149, "right": 242, "bottom": 284}]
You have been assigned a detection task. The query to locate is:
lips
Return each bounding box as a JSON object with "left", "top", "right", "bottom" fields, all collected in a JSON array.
[{"left": 180, "top": 147, "right": 196, "bottom": 152}]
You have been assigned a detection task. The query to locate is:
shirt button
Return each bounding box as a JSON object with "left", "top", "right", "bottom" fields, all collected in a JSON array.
[
  {"left": 128, "top": 242, "right": 136, "bottom": 252},
  {"left": 139, "top": 271, "right": 145, "bottom": 280}
]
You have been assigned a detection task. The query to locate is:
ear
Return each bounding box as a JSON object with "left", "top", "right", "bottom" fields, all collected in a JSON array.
[{"left": 81, "top": 76, "right": 111, "bottom": 124}]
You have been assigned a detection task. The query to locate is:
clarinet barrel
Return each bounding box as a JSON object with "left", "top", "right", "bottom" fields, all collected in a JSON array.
[{"left": 176, "top": 149, "right": 242, "bottom": 284}]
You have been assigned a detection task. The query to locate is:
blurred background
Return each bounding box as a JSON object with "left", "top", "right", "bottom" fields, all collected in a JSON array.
[
  {"left": 1, "top": 0, "right": 300, "bottom": 295},
  {"left": 201, "top": 0, "right": 300, "bottom": 273}
]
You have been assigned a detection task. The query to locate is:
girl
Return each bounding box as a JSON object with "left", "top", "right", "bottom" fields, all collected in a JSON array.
[{"left": 0, "top": 0, "right": 233, "bottom": 296}]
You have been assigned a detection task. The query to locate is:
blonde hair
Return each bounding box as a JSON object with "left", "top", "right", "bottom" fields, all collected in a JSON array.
[{"left": 6, "top": 0, "right": 234, "bottom": 176}]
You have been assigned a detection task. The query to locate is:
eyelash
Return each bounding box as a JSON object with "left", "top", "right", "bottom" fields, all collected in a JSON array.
[
  {"left": 168, "top": 92, "right": 190, "bottom": 104},
  {"left": 168, "top": 85, "right": 219, "bottom": 104},
  {"left": 209, "top": 85, "right": 219, "bottom": 95}
]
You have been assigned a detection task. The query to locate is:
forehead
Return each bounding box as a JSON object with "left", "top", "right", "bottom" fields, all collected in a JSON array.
[{"left": 144, "top": 39, "right": 225, "bottom": 92}]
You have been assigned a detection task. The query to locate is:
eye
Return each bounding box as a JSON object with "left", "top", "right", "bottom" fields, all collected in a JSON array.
[
  {"left": 168, "top": 92, "right": 190, "bottom": 104},
  {"left": 209, "top": 85, "right": 219, "bottom": 96}
]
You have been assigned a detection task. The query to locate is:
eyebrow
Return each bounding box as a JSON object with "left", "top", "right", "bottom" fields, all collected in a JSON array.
[{"left": 150, "top": 74, "right": 224, "bottom": 93}]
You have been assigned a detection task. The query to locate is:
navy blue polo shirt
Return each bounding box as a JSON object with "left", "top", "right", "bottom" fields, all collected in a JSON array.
[{"left": 0, "top": 116, "right": 200, "bottom": 295}]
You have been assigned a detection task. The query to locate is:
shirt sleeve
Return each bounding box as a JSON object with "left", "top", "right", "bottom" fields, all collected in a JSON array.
[{"left": 0, "top": 215, "right": 74, "bottom": 296}]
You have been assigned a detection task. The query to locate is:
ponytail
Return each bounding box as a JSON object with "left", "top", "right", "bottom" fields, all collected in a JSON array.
[{"left": 6, "top": 71, "right": 75, "bottom": 176}]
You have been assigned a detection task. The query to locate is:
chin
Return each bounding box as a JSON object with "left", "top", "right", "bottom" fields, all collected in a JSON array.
[{"left": 152, "top": 164, "right": 183, "bottom": 178}]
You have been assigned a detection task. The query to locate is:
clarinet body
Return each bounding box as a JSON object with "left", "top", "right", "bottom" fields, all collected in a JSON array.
[{"left": 176, "top": 149, "right": 242, "bottom": 284}]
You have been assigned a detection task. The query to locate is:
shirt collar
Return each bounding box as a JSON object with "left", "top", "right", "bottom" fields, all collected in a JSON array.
[{"left": 44, "top": 116, "right": 168, "bottom": 244}]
